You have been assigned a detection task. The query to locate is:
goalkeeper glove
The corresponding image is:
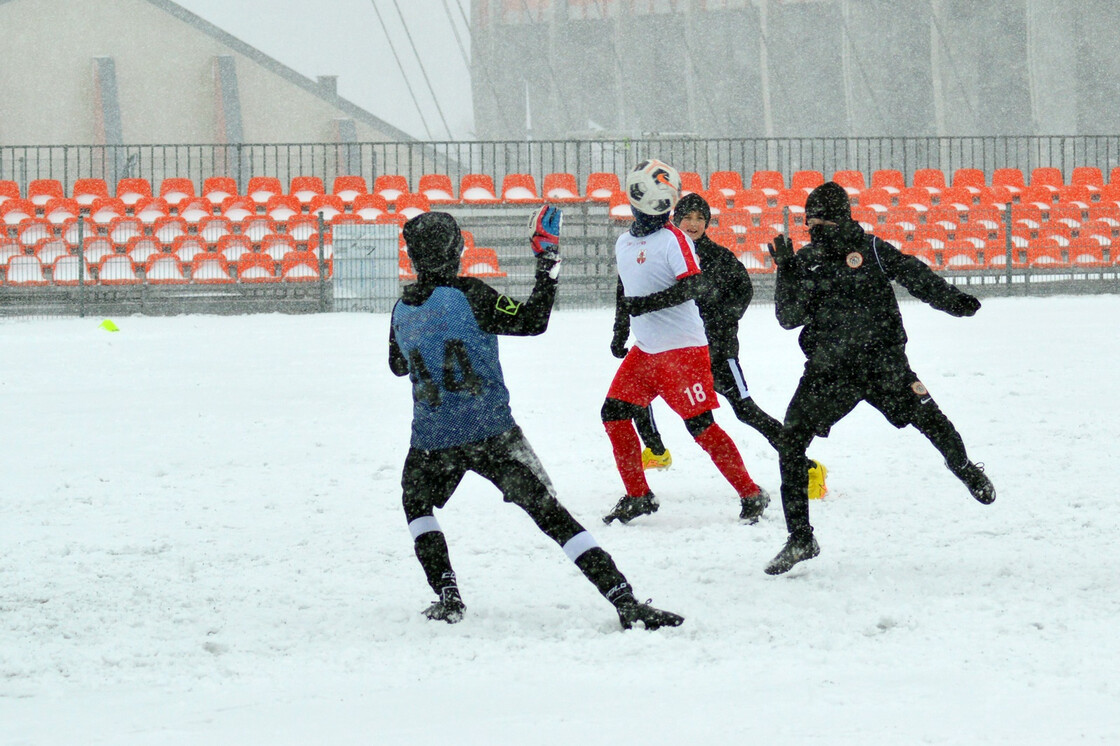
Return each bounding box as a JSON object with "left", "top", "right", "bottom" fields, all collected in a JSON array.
[{"left": 529, "top": 205, "right": 562, "bottom": 258}]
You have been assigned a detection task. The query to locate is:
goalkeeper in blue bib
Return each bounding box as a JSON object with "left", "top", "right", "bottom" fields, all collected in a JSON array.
[{"left": 389, "top": 207, "right": 683, "bottom": 631}]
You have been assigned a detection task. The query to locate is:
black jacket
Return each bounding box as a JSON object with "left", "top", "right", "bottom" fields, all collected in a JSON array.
[
  {"left": 774, "top": 227, "right": 976, "bottom": 368},
  {"left": 692, "top": 233, "right": 753, "bottom": 363}
]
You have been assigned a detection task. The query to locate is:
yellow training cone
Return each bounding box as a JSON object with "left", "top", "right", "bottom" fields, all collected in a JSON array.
[{"left": 99, "top": 319, "right": 120, "bottom": 332}]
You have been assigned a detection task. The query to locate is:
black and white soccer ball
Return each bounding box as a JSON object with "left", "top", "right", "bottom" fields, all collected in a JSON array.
[{"left": 626, "top": 159, "right": 682, "bottom": 216}]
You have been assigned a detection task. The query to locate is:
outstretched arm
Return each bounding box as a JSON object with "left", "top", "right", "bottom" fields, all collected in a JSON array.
[
  {"left": 877, "top": 239, "right": 981, "bottom": 317},
  {"left": 624, "top": 273, "right": 704, "bottom": 316}
]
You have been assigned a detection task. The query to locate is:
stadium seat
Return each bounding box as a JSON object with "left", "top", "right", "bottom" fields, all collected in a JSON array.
[
  {"left": 306, "top": 231, "right": 335, "bottom": 261},
  {"left": 0, "top": 238, "right": 21, "bottom": 264},
  {"left": 1070, "top": 167, "right": 1103, "bottom": 194},
  {"left": 954, "top": 225, "right": 990, "bottom": 248},
  {"left": 89, "top": 197, "right": 126, "bottom": 225},
  {"left": 951, "top": 168, "right": 986, "bottom": 194},
  {"left": 374, "top": 175, "right": 410, "bottom": 204},
  {"left": 1038, "top": 223, "right": 1072, "bottom": 246},
  {"left": 220, "top": 197, "right": 255, "bottom": 222},
  {"left": 749, "top": 170, "right": 784, "bottom": 196},
  {"left": 911, "top": 168, "right": 946, "bottom": 195},
  {"left": 134, "top": 198, "right": 170, "bottom": 224},
  {"left": 896, "top": 186, "right": 932, "bottom": 211},
  {"left": 975, "top": 184, "right": 1014, "bottom": 207},
  {"left": 96, "top": 254, "right": 141, "bottom": 284},
  {"left": 177, "top": 199, "right": 213, "bottom": 224},
  {"left": 217, "top": 235, "right": 253, "bottom": 262},
  {"left": 189, "top": 252, "right": 234, "bottom": 284},
  {"left": 926, "top": 204, "right": 963, "bottom": 232},
  {"left": 700, "top": 188, "right": 726, "bottom": 215},
  {"left": 17, "top": 218, "right": 53, "bottom": 248},
  {"left": 757, "top": 208, "right": 786, "bottom": 233},
  {"left": 705, "top": 225, "right": 738, "bottom": 251},
  {"left": 1030, "top": 167, "right": 1063, "bottom": 193},
  {"left": 280, "top": 251, "right": 321, "bottom": 281},
  {"left": 115, "top": 178, "right": 152, "bottom": 206},
  {"left": 941, "top": 243, "right": 983, "bottom": 271},
  {"left": 198, "top": 216, "right": 233, "bottom": 245},
  {"left": 1011, "top": 204, "right": 1044, "bottom": 232},
  {"left": 586, "top": 172, "right": 622, "bottom": 202},
  {"left": 260, "top": 233, "right": 297, "bottom": 262},
  {"left": 719, "top": 210, "right": 756, "bottom": 234},
  {"left": 0, "top": 180, "right": 19, "bottom": 205},
  {"left": 395, "top": 192, "right": 431, "bottom": 219},
  {"left": 72, "top": 178, "right": 109, "bottom": 206},
  {"left": 850, "top": 205, "right": 879, "bottom": 231},
  {"left": 50, "top": 254, "right": 93, "bottom": 285},
  {"left": 1048, "top": 203, "right": 1084, "bottom": 230},
  {"left": 995, "top": 226, "right": 1032, "bottom": 250},
  {"left": 239, "top": 216, "right": 275, "bottom": 243},
  {"left": 41, "top": 197, "right": 79, "bottom": 225},
  {"left": 332, "top": 175, "right": 369, "bottom": 204},
  {"left": 158, "top": 178, "right": 196, "bottom": 207},
  {"left": 709, "top": 171, "right": 744, "bottom": 198},
  {"left": 937, "top": 186, "right": 974, "bottom": 210},
  {"left": 871, "top": 169, "right": 905, "bottom": 194},
  {"left": 791, "top": 170, "right": 824, "bottom": 194},
  {"left": 606, "top": 192, "right": 633, "bottom": 220},
  {"left": 1056, "top": 185, "right": 1091, "bottom": 212},
  {"left": 857, "top": 188, "right": 893, "bottom": 212},
  {"left": 108, "top": 216, "right": 143, "bottom": 247},
  {"left": 1068, "top": 239, "right": 1106, "bottom": 268},
  {"left": 678, "top": 171, "right": 704, "bottom": 196},
  {"left": 126, "top": 236, "right": 163, "bottom": 264},
  {"left": 872, "top": 223, "right": 906, "bottom": 245},
  {"left": 27, "top": 179, "right": 64, "bottom": 207},
  {"left": 287, "top": 214, "right": 321, "bottom": 242},
  {"left": 171, "top": 235, "right": 206, "bottom": 262},
  {"left": 203, "top": 177, "right": 238, "bottom": 206},
  {"left": 739, "top": 250, "right": 774, "bottom": 274},
  {"left": 247, "top": 176, "right": 283, "bottom": 205},
  {"left": 152, "top": 216, "right": 187, "bottom": 246},
  {"left": 34, "top": 237, "right": 69, "bottom": 266},
  {"left": 1087, "top": 203, "right": 1120, "bottom": 227},
  {"left": 500, "top": 173, "right": 540, "bottom": 203},
  {"left": 1019, "top": 185, "right": 1055, "bottom": 209},
  {"left": 265, "top": 195, "right": 302, "bottom": 222},
  {"left": 459, "top": 174, "right": 500, "bottom": 204},
  {"left": 460, "top": 247, "right": 505, "bottom": 278},
  {"left": 885, "top": 206, "right": 921, "bottom": 233},
  {"left": 352, "top": 193, "right": 390, "bottom": 220},
  {"left": 289, "top": 176, "right": 325, "bottom": 205},
  {"left": 418, "top": 174, "right": 457, "bottom": 204},
  {"left": 143, "top": 253, "right": 188, "bottom": 283},
  {"left": 1079, "top": 221, "right": 1113, "bottom": 246},
  {"left": 399, "top": 248, "right": 417, "bottom": 282},
  {"left": 741, "top": 227, "right": 778, "bottom": 254},
  {"left": 2, "top": 198, "right": 36, "bottom": 225},
  {"left": 60, "top": 217, "right": 96, "bottom": 247},
  {"left": 731, "top": 189, "right": 768, "bottom": 214},
  {"left": 914, "top": 224, "right": 949, "bottom": 248},
  {"left": 774, "top": 189, "right": 807, "bottom": 213},
  {"left": 309, "top": 195, "right": 345, "bottom": 220},
  {"left": 965, "top": 204, "right": 1005, "bottom": 232},
  {"left": 831, "top": 170, "right": 866, "bottom": 196},
  {"left": 1025, "top": 242, "right": 1069, "bottom": 268},
  {"left": 541, "top": 173, "right": 582, "bottom": 203},
  {"left": 991, "top": 168, "right": 1026, "bottom": 197},
  {"left": 236, "top": 252, "right": 280, "bottom": 283},
  {"left": 5, "top": 254, "right": 47, "bottom": 285},
  {"left": 80, "top": 236, "right": 114, "bottom": 264}
]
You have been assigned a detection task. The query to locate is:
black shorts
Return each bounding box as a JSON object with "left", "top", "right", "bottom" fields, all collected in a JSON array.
[
  {"left": 785, "top": 347, "right": 930, "bottom": 438},
  {"left": 401, "top": 426, "right": 556, "bottom": 519},
  {"left": 711, "top": 357, "right": 752, "bottom": 403}
]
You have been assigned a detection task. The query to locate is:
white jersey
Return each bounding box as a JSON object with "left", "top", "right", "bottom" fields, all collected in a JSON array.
[{"left": 615, "top": 222, "right": 708, "bottom": 353}]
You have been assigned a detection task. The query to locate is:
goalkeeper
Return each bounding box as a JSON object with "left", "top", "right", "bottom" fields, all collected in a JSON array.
[
  {"left": 389, "top": 208, "right": 683, "bottom": 631},
  {"left": 763, "top": 182, "right": 996, "bottom": 575}
]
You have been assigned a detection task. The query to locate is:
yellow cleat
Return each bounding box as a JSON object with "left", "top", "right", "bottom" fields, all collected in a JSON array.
[
  {"left": 641, "top": 447, "right": 672, "bottom": 471},
  {"left": 807, "top": 459, "right": 829, "bottom": 500}
]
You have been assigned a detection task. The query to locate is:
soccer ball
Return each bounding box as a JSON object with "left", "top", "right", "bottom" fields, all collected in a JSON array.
[{"left": 626, "top": 159, "right": 681, "bottom": 216}]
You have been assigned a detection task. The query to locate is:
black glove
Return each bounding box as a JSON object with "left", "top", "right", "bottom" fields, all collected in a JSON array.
[
  {"left": 768, "top": 234, "right": 794, "bottom": 266},
  {"left": 948, "top": 292, "right": 981, "bottom": 317},
  {"left": 610, "top": 334, "right": 629, "bottom": 359}
]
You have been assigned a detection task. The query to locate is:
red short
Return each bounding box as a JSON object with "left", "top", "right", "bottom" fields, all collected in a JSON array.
[{"left": 607, "top": 345, "right": 719, "bottom": 420}]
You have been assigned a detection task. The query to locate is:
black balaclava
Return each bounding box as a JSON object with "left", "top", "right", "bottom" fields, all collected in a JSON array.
[
  {"left": 805, "top": 181, "right": 853, "bottom": 256},
  {"left": 630, "top": 208, "right": 670, "bottom": 237},
  {"left": 673, "top": 192, "right": 712, "bottom": 228},
  {"left": 403, "top": 211, "right": 463, "bottom": 280}
]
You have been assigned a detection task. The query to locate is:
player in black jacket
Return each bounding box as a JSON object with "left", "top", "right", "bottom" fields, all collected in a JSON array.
[
  {"left": 619, "top": 193, "right": 827, "bottom": 520},
  {"left": 390, "top": 209, "right": 683, "bottom": 630},
  {"left": 763, "top": 182, "right": 996, "bottom": 575}
]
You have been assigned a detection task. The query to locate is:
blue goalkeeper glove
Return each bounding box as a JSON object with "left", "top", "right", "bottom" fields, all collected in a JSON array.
[{"left": 530, "top": 205, "right": 562, "bottom": 280}]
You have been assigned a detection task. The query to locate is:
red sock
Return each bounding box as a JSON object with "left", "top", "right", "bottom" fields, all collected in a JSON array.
[
  {"left": 604, "top": 419, "right": 651, "bottom": 497},
  {"left": 694, "top": 424, "right": 759, "bottom": 498}
]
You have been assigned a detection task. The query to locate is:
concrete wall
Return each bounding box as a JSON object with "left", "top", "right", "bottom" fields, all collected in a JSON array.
[{"left": 0, "top": 0, "right": 406, "bottom": 145}]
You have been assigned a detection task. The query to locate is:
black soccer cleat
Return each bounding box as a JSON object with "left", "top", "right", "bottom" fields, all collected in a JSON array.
[
  {"left": 739, "top": 487, "right": 770, "bottom": 524},
  {"left": 422, "top": 586, "right": 465, "bottom": 624},
  {"left": 764, "top": 528, "right": 820, "bottom": 575},
  {"left": 603, "top": 493, "right": 659, "bottom": 525},
  {"left": 615, "top": 596, "right": 684, "bottom": 631},
  {"left": 947, "top": 459, "right": 996, "bottom": 505}
]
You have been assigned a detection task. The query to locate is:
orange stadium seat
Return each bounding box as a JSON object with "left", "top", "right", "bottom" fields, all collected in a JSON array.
[
  {"left": 951, "top": 168, "right": 986, "bottom": 193},
  {"left": 236, "top": 252, "right": 280, "bottom": 283},
  {"left": 239, "top": 216, "right": 274, "bottom": 243},
  {"left": 586, "top": 172, "right": 622, "bottom": 202},
  {"left": 937, "top": 186, "right": 974, "bottom": 210},
  {"left": 719, "top": 210, "right": 755, "bottom": 234},
  {"left": 1011, "top": 204, "right": 1044, "bottom": 232},
  {"left": 96, "top": 254, "right": 141, "bottom": 285},
  {"left": 709, "top": 171, "right": 744, "bottom": 198},
  {"left": 1069, "top": 239, "right": 1106, "bottom": 268},
  {"left": 679, "top": 171, "right": 704, "bottom": 195},
  {"left": 418, "top": 174, "right": 457, "bottom": 204},
  {"left": 1030, "top": 167, "right": 1063, "bottom": 193},
  {"left": 17, "top": 218, "right": 53, "bottom": 248},
  {"left": 872, "top": 223, "right": 906, "bottom": 245},
  {"left": 911, "top": 168, "right": 945, "bottom": 195},
  {"left": 399, "top": 248, "right": 417, "bottom": 282},
  {"left": 791, "top": 170, "right": 823, "bottom": 194},
  {"left": 309, "top": 195, "right": 345, "bottom": 220},
  {"left": 115, "top": 178, "right": 151, "bottom": 206},
  {"left": 459, "top": 174, "right": 500, "bottom": 204},
  {"left": 352, "top": 193, "right": 390, "bottom": 220},
  {"left": 265, "top": 195, "right": 302, "bottom": 222},
  {"left": 991, "top": 168, "right": 1025, "bottom": 197},
  {"left": 1, "top": 198, "right": 35, "bottom": 225},
  {"left": 220, "top": 197, "right": 255, "bottom": 222},
  {"left": 144, "top": 253, "right": 188, "bottom": 283},
  {"left": 885, "top": 206, "right": 921, "bottom": 233},
  {"left": 171, "top": 235, "right": 207, "bottom": 263},
  {"left": 61, "top": 217, "right": 96, "bottom": 247},
  {"left": 1087, "top": 203, "right": 1120, "bottom": 226},
  {"left": 217, "top": 235, "right": 253, "bottom": 262},
  {"left": 460, "top": 247, "right": 506, "bottom": 278},
  {"left": 287, "top": 214, "right": 320, "bottom": 242},
  {"left": 1019, "top": 185, "right": 1055, "bottom": 209},
  {"left": 27, "top": 179, "right": 64, "bottom": 207},
  {"left": 247, "top": 176, "right": 283, "bottom": 205},
  {"left": 280, "top": 251, "right": 321, "bottom": 281},
  {"left": 1026, "top": 242, "right": 1069, "bottom": 268},
  {"left": 260, "top": 234, "right": 297, "bottom": 262},
  {"left": 975, "top": 184, "right": 1014, "bottom": 207},
  {"left": 870, "top": 169, "right": 904, "bottom": 194},
  {"left": 750, "top": 170, "right": 784, "bottom": 195},
  {"left": 896, "top": 186, "right": 932, "bottom": 211},
  {"left": 941, "top": 243, "right": 983, "bottom": 271},
  {"left": 925, "top": 204, "right": 963, "bottom": 232},
  {"left": 858, "top": 188, "right": 893, "bottom": 212},
  {"left": 700, "top": 188, "right": 726, "bottom": 215},
  {"left": 850, "top": 205, "right": 879, "bottom": 231},
  {"left": 79, "top": 236, "right": 114, "bottom": 264},
  {"left": 177, "top": 199, "right": 212, "bottom": 223},
  {"left": 35, "top": 237, "right": 69, "bottom": 266},
  {"left": 607, "top": 192, "right": 633, "bottom": 220},
  {"left": 741, "top": 227, "right": 778, "bottom": 253},
  {"left": 0, "top": 180, "right": 20, "bottom": 205},
  {"left": 374, "top": 175, "right": 410, "bottom": 204},
  {"left": 541, "top": 172, "right": 582, "bottom": 203},
  {"left": 198, "top": 216, "right": 232, "bottom": 245},
  {"left": 914, "top": 224, "right": 949, "bottom": 248},
  {"left": 126, "top": 236, "right": 162, "bottom": 264},
  {"left": 159, "top": 178, "right": 196, "bottom": 207},
  {"left": 500, "top": 173, "right": 540, "bottom": 203},
  {"left": 51, "top": 254, "right": 93, "bottom": 286},
  {"left": 289, "top": 176, "right": 324, "bottom": 205},
  {"left": 731, "top": 189, "right": 768, "bottom": 213},
  {"left": 396, "top": 192, "right": 431, "bottom": 219},
  {"left": 108, "top": 216, "right": 143, "bottom": 247},
  {"left": 152, "top": 216, "right": 187, "bottom": 245},
  {"left": 966, "top": 204, "right": 1005, "bottom": 232},
  {"left": 72, "top": 178, "right": 109, "bottom": 206},
  {"left": 831, "top": 170, "right": 866, "bottom": 196},
  {"left": 1048, "top": 203, "right": 1084, "bottom": 229},
  {"left": 705, "top": 225, "right": 738, "bottom": 251},
  {"left": 0, "top": 237, "right": 21, "bottom": 264},
  {"left": 1070, "top": 167, "right": 1103, "bottom": 194},
  {"left": 134, "top": 197, "right": 170, "bottom": 224},
  {"left": 332, "top": 176, "right": 368, "bottom": 203},
  {"left": 5, "top": 255, "right": 48, "bottom": 285},
  {"left": 1038, "top": 223, "right": 1072, "bottom": 246},
  {"left": 190, "top": 252, "right": 233, "bottom": 284},
  {"left": 43, "top": 197, "right": 79, "bottom": 225}
]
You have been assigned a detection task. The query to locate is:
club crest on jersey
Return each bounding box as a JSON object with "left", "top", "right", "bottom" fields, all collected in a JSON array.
[
  {"left": 636, "top": 250, "right": 647, "bottom": 264},
  {"left": 911, "top": 381, "right": 928, "bottom": 396},
  {"left": 846, "top": 252, "right": 864, "bottom": 268}
]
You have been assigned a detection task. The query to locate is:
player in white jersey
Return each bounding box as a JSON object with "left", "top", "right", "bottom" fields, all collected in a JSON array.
[{"left": 602, "top": 160, "right": 769, "bottom": 525}]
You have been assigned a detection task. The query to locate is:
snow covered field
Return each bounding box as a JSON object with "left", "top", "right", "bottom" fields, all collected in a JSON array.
[{"left": 2, "top": 295, "right": 1118, "bottom": 745}]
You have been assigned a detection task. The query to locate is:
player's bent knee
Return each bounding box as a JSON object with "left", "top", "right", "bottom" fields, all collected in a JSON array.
[
  {"left": 601, "top": 397, "right": 645, "bottom": 423},
  {"left": 684, "top": 411, "right": 715, "bottom": 438}
]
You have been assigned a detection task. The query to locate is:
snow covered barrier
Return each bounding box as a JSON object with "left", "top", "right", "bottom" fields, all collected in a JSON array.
[{"left": 332, "top": 222, "right": 399, "bottom": 312}]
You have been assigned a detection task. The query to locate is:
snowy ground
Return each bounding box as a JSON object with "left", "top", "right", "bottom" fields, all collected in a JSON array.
[{"left": 1, "top": 296, "right": 1118, "bottom": 745}]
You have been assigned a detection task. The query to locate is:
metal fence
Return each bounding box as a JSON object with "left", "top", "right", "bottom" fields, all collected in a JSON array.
[{"left": 6, "top": 135, "right": 1120, "bottom": 197}]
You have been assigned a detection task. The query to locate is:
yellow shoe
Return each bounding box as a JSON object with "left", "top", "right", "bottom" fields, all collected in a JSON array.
[
  {"left": 807, "top": 459, "right": 828, "bottom": 500},
  {"left": 641, "top": 447, "right": 672, "bottom": 470}
]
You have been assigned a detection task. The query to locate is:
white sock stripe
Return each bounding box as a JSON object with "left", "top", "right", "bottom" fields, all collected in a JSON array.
[
  {"left": 408, "top": 516, "right": 442, "bottom": 540},
  {"left": 562, "top": 531, "right": 600, "bottom": 562},
  {"left": 727, "top": 358, "right": 749, "bottom": 399}
]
